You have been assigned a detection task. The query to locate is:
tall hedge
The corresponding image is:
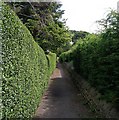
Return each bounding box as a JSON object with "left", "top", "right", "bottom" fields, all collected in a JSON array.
[
  {"left": 2, "top": 4, "right": 49, "bottom": 118},
  {"left": 72, "top": 34, "right": 119, "bottom": 109},
  {"left": 46, "top": 52, "right": 56, "bottom": 76},
  {"left": 59, "top": 11, "right": 119, "bottom": 109},
  {"left": 59, "top": 42, "right": 78, "bottom": 63}
]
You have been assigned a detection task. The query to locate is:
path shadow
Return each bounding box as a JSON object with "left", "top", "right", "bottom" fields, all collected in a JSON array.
[
  {"left": 48, "top": 77, "right": 71, "bottom": 98},
  {"left": 33, "top": 64, "right": 96, "bottom": 118}
]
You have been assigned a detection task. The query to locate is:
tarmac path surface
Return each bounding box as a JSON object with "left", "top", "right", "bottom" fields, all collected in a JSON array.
[{"left": 34, "top": 63, "right": 96, "bottom": 118}]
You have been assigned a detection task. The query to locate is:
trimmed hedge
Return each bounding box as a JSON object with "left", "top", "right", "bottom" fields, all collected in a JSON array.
[
  {"left": 46, "top": 52, "right": 56, "bottom": 76},
  {"left": 59, "top": 42, "right": 78, "bottom": 63},
  {"left": 59, "top": 50, "right": 73, "bottom": 63},
  {"left": 2, "top": 4, "right": 50, "bottom": 118}
]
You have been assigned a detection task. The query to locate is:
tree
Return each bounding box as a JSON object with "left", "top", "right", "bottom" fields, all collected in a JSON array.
[
  {"left": 70, "top": 30, "right": 90, "bottom": 44},
  {"left": 7, "top": 2, "right": 71, "bottom": 54},
  {"left": 97, "top": 10, "right": 119, "bottom": 39}
]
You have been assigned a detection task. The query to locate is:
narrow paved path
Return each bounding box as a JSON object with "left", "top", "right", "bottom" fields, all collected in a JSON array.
[{"left": 34, "top": 63, "right": 96, "bottom": 118}]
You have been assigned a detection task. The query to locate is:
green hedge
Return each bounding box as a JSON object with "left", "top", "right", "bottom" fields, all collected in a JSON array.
[
  {"left": 59, "top": 50, "right": 72, "bottom": 63},
  {"left": 59, "top": 42, "right": 78, "bottom": 63},
  {"left": 72, "top": 34, "right": 119, "bottom": 108},
  {"left": 59, "top": 11, "right": 119, "bottom": 109},
  {"left": 2, "top": 4, "right": 49, "bottom": 118},
  {"left": 61, "top": 33, "right": 119, "bottom": 109},
  {"left": 46, "top": 52, "right": 56, "bottom": 76}
]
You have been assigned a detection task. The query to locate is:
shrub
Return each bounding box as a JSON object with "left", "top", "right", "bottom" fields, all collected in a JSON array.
[
  {"left": 59, "top": 42, "right": 78, "bottom": 63},
  {"left": 2, "top": 4, "right": 49, "bottom": 118},
  {"left": 46, "top": 52, "right": 56, "bottom": 76}
]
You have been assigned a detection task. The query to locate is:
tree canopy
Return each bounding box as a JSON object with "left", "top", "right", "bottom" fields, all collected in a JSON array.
[
  {"left": 8, "top": 2, "right": 71, "bottom": 54},
  {"left": 70, "top": 30, "right": 90, "bottom": 44}
]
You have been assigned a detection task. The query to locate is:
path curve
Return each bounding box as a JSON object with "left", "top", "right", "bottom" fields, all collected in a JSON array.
[{"left": 34, "top": 63, "right": 96, "bottom": 118}]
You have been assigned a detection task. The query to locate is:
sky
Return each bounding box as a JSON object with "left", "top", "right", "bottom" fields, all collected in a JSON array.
[{"left": 60, "top": 0, "right": 119, "bottom": 33}]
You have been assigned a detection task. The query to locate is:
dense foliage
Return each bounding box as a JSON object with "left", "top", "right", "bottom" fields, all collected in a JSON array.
[
  {"left": 70, "top": 30, "right": 90, "bottom": 44},
  {"left": 7, "top": 2, "right": 71, "bottom": 54},
  {"left": 2, "top": 4, "right": 56, "bottom": 118},
  {"left": 59, "top": 10, "right": 119, "bottom": 109},
  {"left": 59, "top": 42, "right": 78, "bottom": 63},
  {"left": 46, "top": 52, "right": 57, "bottom": 76}
]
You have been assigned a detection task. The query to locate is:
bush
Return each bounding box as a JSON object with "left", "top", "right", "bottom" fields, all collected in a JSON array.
[
  {"left": 59, "top": 42, "right": 78, "bottom": 63},
  {"left": 46, "top": 52, "right": 56, "bottom": 76},
  {"left": 2, "top": 4, "right": 49, "bottom": 118}
]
